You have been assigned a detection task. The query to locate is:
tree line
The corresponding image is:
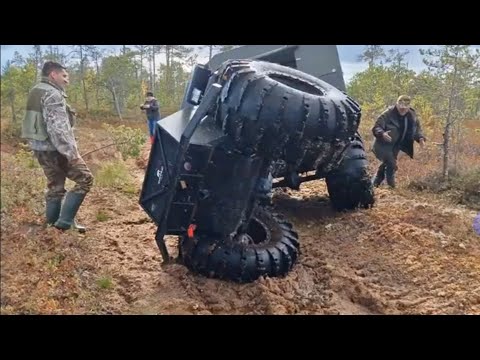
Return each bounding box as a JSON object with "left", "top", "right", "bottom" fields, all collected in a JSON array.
[
  {"left": 1, "top": 45, "right": 237, "bottom": 121},
  {"left": 347, "top": 45, "right": 480, "bottom": 180},
  {"left": 2, "top": 45, "right": 478, "bottom": 180}
]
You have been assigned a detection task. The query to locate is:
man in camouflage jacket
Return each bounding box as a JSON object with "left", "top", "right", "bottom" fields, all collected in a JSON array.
[{"left": 22, "top": 61, "right": 94, "bottom": 232}]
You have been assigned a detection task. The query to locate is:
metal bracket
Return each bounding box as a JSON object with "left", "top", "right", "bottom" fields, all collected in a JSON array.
[{"left": 154, "top": 83, "right": 223, "bottom": 263}]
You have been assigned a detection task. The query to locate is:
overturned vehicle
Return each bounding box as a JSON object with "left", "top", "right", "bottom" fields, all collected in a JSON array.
[{"left": 140, "top": 45, "right": 375, "bottom": 283}]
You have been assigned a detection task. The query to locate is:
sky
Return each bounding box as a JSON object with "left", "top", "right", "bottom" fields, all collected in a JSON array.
[{"left": 1, "top": 45, "right": 478, "bottom": 84}]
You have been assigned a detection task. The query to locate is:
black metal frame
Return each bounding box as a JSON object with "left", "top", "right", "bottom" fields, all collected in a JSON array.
[{"left": 153, "top": 83, "right": 223, "bottom": 263}]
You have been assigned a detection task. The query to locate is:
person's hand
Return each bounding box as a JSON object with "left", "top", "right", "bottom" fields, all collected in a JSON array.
[
  {"left": 143, "top": 104, "right": 150, "bottom": 109},
  {"left": 419, "top": 138, "right": 425, "bottom": 149},
  {"left": 382, "top": 131, "right": 392, "bottom": 143}
]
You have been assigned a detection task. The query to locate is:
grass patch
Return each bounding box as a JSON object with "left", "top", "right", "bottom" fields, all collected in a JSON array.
[
  {"left": 95, "top": 210, "right": 110, "bottom": 222},
  {"left": 409, "top": 166, "right": 480, "bottom": 210},
  {"left": 0, "top": 118, "right": 22, "bottom": 141},
  {"left": 97, "top": 276, "right": 114, "bottom": 290},
  {"left": 15, "top": 144, "right": 41, "bottom": 169},
  {"left": 0, "top": 150, "right": 46, "bottom": 214},
  {"left": 94, "top": 160, "right": 137, "bottom": 195}
]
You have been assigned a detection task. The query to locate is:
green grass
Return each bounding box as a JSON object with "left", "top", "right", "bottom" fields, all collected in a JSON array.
[
  {"left": 94, "top": 160, "right": 136, "bottom": 195},
  {"left": 96, "top": 276, "right": 114, "bottom": 290},
  {"left": 95, "top": 210, "right": 110, "bottom": 222}
]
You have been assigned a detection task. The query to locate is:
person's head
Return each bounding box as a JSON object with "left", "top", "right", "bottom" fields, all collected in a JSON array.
[
  {"left": 42, "top": 61, "right": 69, "bottom": 90},
  {"left": 146, "top": 91, "right": 154, "bottom": 101},
  {"left": 396, "top": 95, "right": 411, "bottom": 116}
]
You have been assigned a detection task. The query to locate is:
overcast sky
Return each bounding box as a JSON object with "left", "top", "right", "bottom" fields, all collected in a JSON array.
[{"left": 1, "top": 45, "right": 478, "bottom": 84}]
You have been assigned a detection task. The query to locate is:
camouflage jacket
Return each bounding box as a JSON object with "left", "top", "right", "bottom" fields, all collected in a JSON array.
[{"left": 26, "top": 78, "right": 80, "bottom": 162}]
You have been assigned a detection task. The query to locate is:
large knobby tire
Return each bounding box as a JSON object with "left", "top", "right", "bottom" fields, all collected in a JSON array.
[
  {"left": 211, "top": 60, "right": 361, "bottom": 160},
  {"left": 326, "top": 133, "right": 375, "bottom": 211},
  {"left": 180, "top": 206, "right": 300, "bottom": 283}
]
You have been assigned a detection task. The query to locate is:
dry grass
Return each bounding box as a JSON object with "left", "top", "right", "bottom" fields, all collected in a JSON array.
[
  {"left": 0, "top": 149, "right": 46, "bottom": 215},
  {"left": 0, "top": 117, "right": 22, "bottom": 142},
  {"left": 0, "top": 223, "right": 112, "bottom": 314},
  {"left": 362, "top": 119, "right": 480, "bottom": 210}
]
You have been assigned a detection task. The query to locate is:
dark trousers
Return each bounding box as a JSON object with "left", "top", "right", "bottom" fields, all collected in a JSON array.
[{"left": 374, "top": 147, "right": 400, "bottom": 187}]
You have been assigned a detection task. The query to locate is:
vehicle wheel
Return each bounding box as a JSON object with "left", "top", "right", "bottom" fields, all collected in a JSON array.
[
  {"left": 211, "top": 59, "right": 361, "bottom": 160},
  {"left": 180, "top": 206, "right": 300, "bottom": 283},
  {"left": 326, "top": 133, "right": 375, "bottom": 210}
]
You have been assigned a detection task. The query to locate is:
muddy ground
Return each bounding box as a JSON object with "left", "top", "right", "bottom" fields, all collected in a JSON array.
[{"left": 1, "top": 124, "right": 479, "bottom": 315}]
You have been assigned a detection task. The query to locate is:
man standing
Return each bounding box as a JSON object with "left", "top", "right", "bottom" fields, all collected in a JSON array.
[
  {"left": 371, "top": 95, "right": 426, "bottom": 188},
  {"left": 22, "top": 61, "right": 94, "bottom": 232},
  {"left": 140, "top": 91, "right": 161, "bottom": 144}
]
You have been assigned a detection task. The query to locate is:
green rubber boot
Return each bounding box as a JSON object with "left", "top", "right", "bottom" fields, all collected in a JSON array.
[
  {"left": 46, "top": 198, "right": 62, "bottom": 225},
  {"left": 54, "top": 192, "right": 87, "bottom": 233}
]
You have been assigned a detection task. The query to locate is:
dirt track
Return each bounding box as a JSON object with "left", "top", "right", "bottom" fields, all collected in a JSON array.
[{"left": 2, "top": 139, "right": 479, "bottom": 315}]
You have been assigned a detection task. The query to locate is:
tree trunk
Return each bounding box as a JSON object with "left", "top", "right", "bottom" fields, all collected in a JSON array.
[
  {"left": 82, "top": 78, "right": 89, "bottom": 112},
  {"left": 152, "top": 46, "right": 156, "bottom": 93},
  {"left": 77, "top": 46, "right": 89, "bottom": 112},
  {"left": 94, "top": 58, "right": 101, "bottom": 109},
  {"left": 453, "top": 119, "right": 462, "bottom": 172},
  {"left": 165, "top": 46, "right": 173, "bottom": 101},
  {"left": 112, "top": 86, "right": 123, "bottom": 121},
  {"left": 166, "top": 46, "right": 171, "bottom": 68},
  {"left": 443, "top": 120, "right": 452, "bottom": 180},
  {"left": 443, "top": 53, "right": 459, "bottom": 181},
  {"left": 36, "top": 46, "right": 42, "bottom": 82},
  {"left": 11, "top": 97, "right": 16, "bottom": 123},
  {"left": 139, "top": 51, "right": 144, "bottom": 103},
  {"left": 149, "top": 47, "right": 153, "bottom": 91}
]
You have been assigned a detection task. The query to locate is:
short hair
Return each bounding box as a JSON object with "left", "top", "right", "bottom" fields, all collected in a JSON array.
[
  {"left": 397, "top": 95, "right": 411, "bottom": 104},
  {"left": 41, "top": 61, "right": 67, "bottom": 77},
  {"left": 146, "top": 92, "right": 154, "bottom": 97}
]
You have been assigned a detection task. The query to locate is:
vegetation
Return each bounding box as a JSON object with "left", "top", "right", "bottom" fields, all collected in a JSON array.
[
  {"left": 95, "top": 160, "right": 136, "bottom": 195},
  {"left": 1, "top": 44, "right": 478, "bottom": 204},
  {"left": 348, "top": 45, "right": 480, "bottom": 189},
  {"left": 1, "top": 45, "right": 478, "bottom": 315},
  {"left": 1, "top": 45, "right": 241, "bottom": 123}
]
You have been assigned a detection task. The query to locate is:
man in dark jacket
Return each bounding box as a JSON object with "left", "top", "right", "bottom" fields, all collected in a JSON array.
[
  {"left": 371, "top": 95, "right": 426, "bottom": 188},
  {"left": 140, "top": 91, "right": 161, "bottom": 144}
]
